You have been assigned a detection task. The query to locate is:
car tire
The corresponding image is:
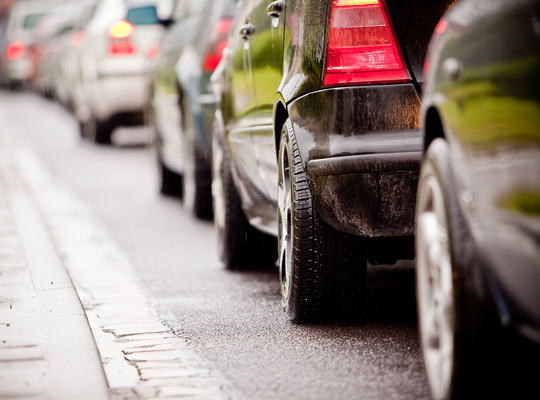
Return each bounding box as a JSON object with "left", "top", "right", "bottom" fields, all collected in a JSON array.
[
  {"left": 79, "top": 119, "right": 92, "bottom": 139},
  {"left": 212, "top": 122, "right": 276, "bottom": 270},
  {"left": 183, "top": 139, "right": 213, "bottom": 220},
  {"left": 94, "top": 118, "right": 113, "bottom": 145},
  {"left": 278, "top": 119, "right": 367, "bottom": 322},
  {"left": 416, "top": 138, "right": 496, "bottom": 400},
  {"left": 159, "top": 158, "right": 183, "bottom": 197}
]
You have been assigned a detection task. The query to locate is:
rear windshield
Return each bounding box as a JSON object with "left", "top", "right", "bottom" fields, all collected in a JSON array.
[
  {"left": 127, "top": 6, "right": 159, "bottom": 25},
  {"left": 23, "top": 13, "right": 44, "bottom": 29}
]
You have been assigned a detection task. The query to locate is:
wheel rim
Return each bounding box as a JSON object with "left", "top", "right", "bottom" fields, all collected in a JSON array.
[
  {"left": 211, "top": 131, "right": 226, "bottom": 255},
  {"left": 416, "top": 174, "right": 455, "bottom": 400},
  {"left": 278, "top": 137, "right": 292, "bottom": 305}
]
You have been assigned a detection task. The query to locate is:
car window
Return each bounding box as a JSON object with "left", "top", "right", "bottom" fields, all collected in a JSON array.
[
  {"left": 127, "top": 6, "right": 160, "bottom": 25},
  {"left": 23, "top": 13, "right": 44, "bottom": 29}
]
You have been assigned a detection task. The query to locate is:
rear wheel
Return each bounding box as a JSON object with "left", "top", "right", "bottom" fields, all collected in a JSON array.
[
  {"left": 181, "top": 99, "right": 213, "bottom": 219},
  {"left": 83, "top": 115, "right": 113, "bottom": 145},
  {"left": 212, "top": 122, "right": 276, "bottom": 270},
  {"left": 183, "top": 139, "right": 213, "bottom": 219},
  {"left": 159, "top": 159, "right": 183, "bottom": 197},
  {"left": 278, "top": 119, "right": 367, "bottom": 322},
  {"left": 94, "top": 119, "right": 113, "bottom": 145}
]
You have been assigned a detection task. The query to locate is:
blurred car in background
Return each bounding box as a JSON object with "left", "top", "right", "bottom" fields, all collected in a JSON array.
[
  {"left": 150, "top": 0, "right": 236, "bottom": 219},
  {"left": 416, "top": 0, "right": 540, "bottom": 398},
  {"left": 212, "top": 0, "right": 454, "bottom": 321},
  {"left": 35, "top": 0, "right": 97, "bottom": 107},
  {"left": 73, "top": 0, "right": 172, "bottom": 144},
  {"left": 0, "top": 0, "right": 69, "bottom": 88},
  {"left": 28, "top": 1, "right": 80, "bottom": 98}
]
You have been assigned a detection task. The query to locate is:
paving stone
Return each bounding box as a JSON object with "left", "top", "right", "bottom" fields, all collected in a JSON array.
[
  {"left": 124, "top": 350, "right": 180, "bottom": 363},
  {"left": 139, "top": 368, "right": 195, "bottom": 380}
]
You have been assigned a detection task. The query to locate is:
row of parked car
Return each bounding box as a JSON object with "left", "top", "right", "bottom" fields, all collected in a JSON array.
[{"left": 2, "top": 0, "right": 540, "bottom": 398}]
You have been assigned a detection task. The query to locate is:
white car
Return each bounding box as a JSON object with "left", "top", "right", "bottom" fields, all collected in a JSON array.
[
  {"left": 73, "top": 0, "right": 171, "bottom": 144},
  {"left": 1, "top": 0, "right": 70, "bottom": 88}
]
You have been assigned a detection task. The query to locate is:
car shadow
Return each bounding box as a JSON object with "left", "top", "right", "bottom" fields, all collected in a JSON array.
[{"left": 235, "top": 258, "right": 418, "bottom": 325}]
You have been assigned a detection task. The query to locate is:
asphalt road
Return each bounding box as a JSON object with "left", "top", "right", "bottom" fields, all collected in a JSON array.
[{"left": 1, "top": 92, "right": 431, "bottom": 400}]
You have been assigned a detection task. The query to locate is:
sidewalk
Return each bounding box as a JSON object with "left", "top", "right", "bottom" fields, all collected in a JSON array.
[
  {"left": 0, "top": 131, "right": 110, "bottom": 399},
  {"left": 0, "top": 94, "right": 230, "bottom": 400},
  {"left": 0, "top": 143, "right": 109, "bottom": 400}
]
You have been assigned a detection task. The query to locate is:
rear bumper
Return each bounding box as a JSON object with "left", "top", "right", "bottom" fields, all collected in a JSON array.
[
  {"left": 288, "top": 84, "right": 423, "bottom": 237},
  {"left": 93, "top": 74, "right": 149, "bottom": 121},
  {"left": 308, "top": 152, "right": 421, "bottom": 176},
  {"left": 4, "top": 57, "right": 33, "bottom": 82}
]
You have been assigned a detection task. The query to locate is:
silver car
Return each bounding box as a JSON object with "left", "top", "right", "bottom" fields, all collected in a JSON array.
[{"left": 73, "top": 0, "right": 171, "bottom": 144}]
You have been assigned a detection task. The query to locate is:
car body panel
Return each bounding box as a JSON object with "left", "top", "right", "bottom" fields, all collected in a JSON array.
[
  {"left": 423, "top": 0, "right": 540, "bottom": 340},
  {"left": 220, "top": 0, "right": 453, "bottom": 238},
  {"left": 289, "top": 84, "right": 422, "bottom": 236}
]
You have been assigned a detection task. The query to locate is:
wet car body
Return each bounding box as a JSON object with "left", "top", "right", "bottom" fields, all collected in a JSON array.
[
  {"left": 214, "top": 0, "right": 454, "bottom": 320},
  {"left": 416, "top": 0, "right": 540, "bottom": 397},
  {"left": 151, "top": 0, "right": 236, "bottom": 218},
  {"left": 219, "top": 0, "right": 454, "bottom": 244}
]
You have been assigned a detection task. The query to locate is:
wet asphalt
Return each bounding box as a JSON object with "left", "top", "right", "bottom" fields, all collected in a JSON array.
[{"left": 2, "top": 92, "right": 431, "bottom": 400}]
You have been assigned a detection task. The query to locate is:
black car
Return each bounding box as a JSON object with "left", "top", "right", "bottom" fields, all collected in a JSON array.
[
  {"left": 212, "top": 0, "right": 454, "bottom": 321},
  {"left": 416, "top": 0, "right": 540, "bottom": 398}
]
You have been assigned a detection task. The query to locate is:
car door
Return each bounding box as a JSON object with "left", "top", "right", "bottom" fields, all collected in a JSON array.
[
  {"left": 225, "top": 0, "right": 266, "bottom": 214},
  {"left": 249, "top": 0, "right": 285, "bottom": 207}
]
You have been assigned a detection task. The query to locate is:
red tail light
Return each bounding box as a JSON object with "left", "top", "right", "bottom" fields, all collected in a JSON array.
[
  {"left": 6, "top": 41, "right": 25, "bottom": 61},
  {"left": 72, "top": 30, "right": 85, "bottom": 47},
  {"left": 108, "top": 20, "right": 134, "bottom": 39},
  {"left": 323, "top": 0, "right": 409, "bottom": 86},
  {"left": 202, "top": 17, "right": 233, "bottom": 72},
  {"left": 108, "top": 41, "right": 136, "bottom": 56}
]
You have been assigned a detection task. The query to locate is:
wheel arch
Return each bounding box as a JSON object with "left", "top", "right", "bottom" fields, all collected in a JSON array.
[
  {"left": 423, "top": 106, "right": 446, "bottom": 152},
  {"left": 274, "top": 100, "right": 289, "bottom": 159}
]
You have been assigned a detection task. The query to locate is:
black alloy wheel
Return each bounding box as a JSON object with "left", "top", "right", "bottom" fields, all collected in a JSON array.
[
  {"left": 211, "top": 120, "right": 276, "bottom": 270},
  {"left": 278, "top": 119, "right": 367, "bottom": 322}
]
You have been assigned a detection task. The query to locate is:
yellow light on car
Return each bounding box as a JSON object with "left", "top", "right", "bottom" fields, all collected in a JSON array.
[{"left": 108, "top": 20, "right": 134, "bottom": 39}]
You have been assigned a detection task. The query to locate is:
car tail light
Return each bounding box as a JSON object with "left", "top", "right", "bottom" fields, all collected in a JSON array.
[
  {"left": 6, "top": 41, "right": 25, "bottom": 61},
  {"left": 108, "top": 20, "right": 134, "bottom": 39},
  {"left": 108, "top": 41, "right": 136, "bottom": 56},
  {"left": 202, "top": 17, "right": 233, "bottom": 72},
  {"left": 323, "top": 0, "right": 410, "bottom": 86}
]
